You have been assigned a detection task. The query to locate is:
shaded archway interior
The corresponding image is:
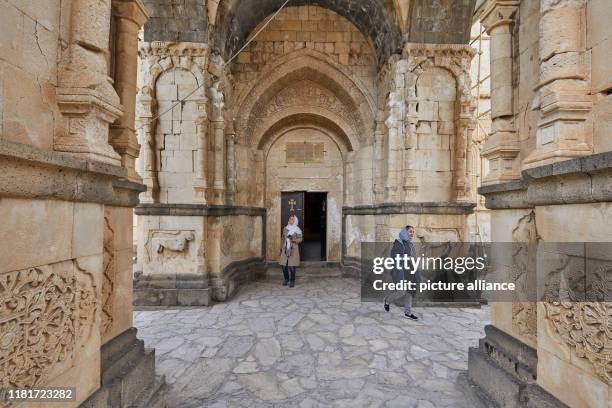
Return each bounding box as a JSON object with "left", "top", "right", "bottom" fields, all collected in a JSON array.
[
  {"left": 214, "top": 0, "right": 402, "bottom": 69},
  {"left": 258, "top": 113, "right": 354, "bottom": 153}
]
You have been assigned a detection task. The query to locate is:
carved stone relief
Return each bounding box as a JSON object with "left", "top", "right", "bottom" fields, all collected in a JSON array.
[
  {"left": 102, "top": 217, "right": 115, "bottom": 337},
  {"left": 542, "top": 243, "right": 612, "bottom": 385},
  {"left": 510, "top": 211, "right": 539, "bottom": 342},
  {"left": 150, "top": 231, "right": 195, "bottom": 259},
  {"left": 0, "top": 260, "right": 97, "bottom": 388}
]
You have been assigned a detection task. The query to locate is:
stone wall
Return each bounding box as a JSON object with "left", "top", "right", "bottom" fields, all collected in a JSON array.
[
  {"left": 469, "top": 1, "right": 612, "bottom": 407},
  {"left": 231, "top": 5, "right": 378, "bottom": 98},
  {"left": 142, "top": 0, "right": 207, "bottom": 42},
  {"left": 135, "top": 4, "right": 480, "bottom": 303},
  {"left": 0, "top": 0, "right": 163, "bottom": 406},
  {"left": 0, "top": 0, "right": 63, "bottom": 149}
]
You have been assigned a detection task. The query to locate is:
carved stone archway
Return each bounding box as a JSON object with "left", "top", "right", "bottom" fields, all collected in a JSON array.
[{"left": 234, "top": 49, "right": 376, "bottom": 150}]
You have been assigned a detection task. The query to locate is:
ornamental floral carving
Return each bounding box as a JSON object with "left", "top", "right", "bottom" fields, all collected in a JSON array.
[
  {"left": 544, "top": 264, "right": 612, "bottom": 385},
  {"left": 0, "top": 260, "right": 97, "bottom": 388},
  {"left": 248, "top": 79, "right": 363, "bottom": 143}
]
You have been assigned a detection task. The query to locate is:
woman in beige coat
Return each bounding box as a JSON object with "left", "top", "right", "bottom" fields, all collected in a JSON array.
[{"left": 279, "top": 214, "right": 303, "bottom": 287}]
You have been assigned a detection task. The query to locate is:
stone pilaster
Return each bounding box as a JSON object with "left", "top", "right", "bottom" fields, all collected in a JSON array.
[
  {"left": 109, "top": 0, "right": 149, "bottom": 182},
  {"left": 480, "top": 0, "right": 520, "bottom": 184},
  {"left": 209, "top": 80, "right": 226, "bottom": 204},
  {"left": 55, "top": 0, "right": 124, "bottom": 165},
  {"left": 384, "top": 58, "right": 408, "bottom": 203},
  {"left": 522, "top": 0, "right": 592, "bottom": 168},
  {"left": 373, "top": 113, "right": 386, "bottom": 203},
  {"left": 136, "top": 88, "right": 159, "bottom": 203},
  {"left": 193, "top": 99, "right": 209, "bottom": 204},
  {"left": 226, "top": 121, "right": 237, "bottom": 204}
]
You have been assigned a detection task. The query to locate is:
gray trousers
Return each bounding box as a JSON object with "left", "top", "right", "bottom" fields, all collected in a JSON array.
[{"left": 384, "top": 290, "right": 413, "bottom": 314}]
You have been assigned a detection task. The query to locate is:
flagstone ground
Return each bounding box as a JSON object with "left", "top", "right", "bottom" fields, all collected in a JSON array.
[{"left": 134, "top": 277, "right": 489, "bottom": 408}]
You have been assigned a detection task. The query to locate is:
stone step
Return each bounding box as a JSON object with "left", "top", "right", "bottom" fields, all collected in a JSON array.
[
  {"left": 101, "top": 328, "right": 143, "bottom": 374},
  {"left": 265, "top": 262, "right": 343, "bottom": 280},
  {"left": 106, "top": 348, "right": 158, "bottom": 408},
  {"left": 102, "top": 339, "right": 145, "bottom": 385},
  {"left": 129, "top": 375, "right": 166, "bottom": 408}
]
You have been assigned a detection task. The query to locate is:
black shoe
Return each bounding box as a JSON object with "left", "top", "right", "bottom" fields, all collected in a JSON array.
[
  {"left": 405, "top": 313, "right": 418, "bottom": 320},
  {"left": 282, "top": 281, "right": 288, "bottom": 286},
  {"left": 384, "top": 303, "right": 390, "bottom": 312},
  {"left": 289, "top": 281, "right": 295, "bottom": 288}
]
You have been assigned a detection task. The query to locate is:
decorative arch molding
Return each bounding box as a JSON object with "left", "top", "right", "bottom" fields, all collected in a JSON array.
[
  {"left": 210, "top": 0, "right": 402, "bottom": 69},
  {"left": 137, "top": 42, "right": 209, "bottom": 100},
  {"left": 258, "top": 114, "right": 354, "bottom": 157},
  {"left": 402, "top": 43, "right": 474, "bottom": 103},
  {"left": 234, "top": 49, "right": 375, "bottom": 149}
]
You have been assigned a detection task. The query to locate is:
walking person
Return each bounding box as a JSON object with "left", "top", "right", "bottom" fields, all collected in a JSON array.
[
  {"left": 384, "top": 225, "right": 421, "bottom": 320},
  {"left": 279, "top": 214, "right": 303, "bottom": 287}
]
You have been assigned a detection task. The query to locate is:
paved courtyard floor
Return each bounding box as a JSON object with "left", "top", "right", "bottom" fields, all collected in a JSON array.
[{"left": 134, "top": 278, "right": 489, "bottom": 408}]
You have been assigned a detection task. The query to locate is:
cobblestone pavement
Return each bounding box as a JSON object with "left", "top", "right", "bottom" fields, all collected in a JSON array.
[{"left": 134, "top": 278, "right": 489, "bottom": 408}]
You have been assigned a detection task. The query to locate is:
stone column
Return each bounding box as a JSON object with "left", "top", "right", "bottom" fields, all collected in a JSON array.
[
  {"left": 136, "top": 88, "right": 159, "bottom": 203},
  {"left": 454, "top": 96, "right": 477, "bottom": 202},
  {"left": 210, "top": 81, "right": 226, "bottom": 204},
  {"left": 373, "top": 113, "right": 385, "bottom": 203},
  {"left": 481, "top": 0, "right": 520, "bottom": 184},
  {"left": 109, "top": 0, "right": 149, "bottom": 181},
  {"left": 403, "top": 77, "right": 419, "bottom": 200},
  {"left": 55, "top": 0, "right": 124, "bottom": 165},
  {"left": 384, "top": 59, "right": 408, "bottom": 203},
  {"left": 226, "top": 121, "right": 237, "bottom": 204},
  {"left": 194, "top": 100, "right": 209, "bottom": 204},
  {"left": 523, "top": 0, "right": 592, "bottom": 168}
]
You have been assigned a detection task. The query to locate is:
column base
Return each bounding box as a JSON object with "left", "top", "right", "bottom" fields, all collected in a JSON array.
[
  {"left": 467, "top": 325, "right": 568, "bottom": 408},
  {"left": 80, "top": 328, "right": 166, "bottom": 408}
]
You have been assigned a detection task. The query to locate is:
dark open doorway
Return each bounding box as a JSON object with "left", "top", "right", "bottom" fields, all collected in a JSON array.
[{"left": 281, "top": 191, "right": 327, "bottom": 261}]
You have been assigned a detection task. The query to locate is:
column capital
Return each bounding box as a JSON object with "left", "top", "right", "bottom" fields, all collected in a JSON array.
[
  {"left": 111, "top": 0, "right": 149, "bottom": 27},
  {"left": 481, "top": 1, "right": 519, "bottom": 33}
]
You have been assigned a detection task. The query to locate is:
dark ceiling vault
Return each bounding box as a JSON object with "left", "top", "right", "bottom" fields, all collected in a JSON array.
[
  {"left": 213, "top": 0, "right": 403, "bottom": 69},
  {"left": 141, "top": 0, "right": 478, "bottom": 69}
]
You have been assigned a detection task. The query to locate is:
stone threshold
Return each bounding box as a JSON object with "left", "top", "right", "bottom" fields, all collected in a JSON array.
[
  {"left": 478, "top": 151, "right": 612, "bottom": 209},
  {"left": 0, "top": 139, "right": 145, "bottom": 206}
]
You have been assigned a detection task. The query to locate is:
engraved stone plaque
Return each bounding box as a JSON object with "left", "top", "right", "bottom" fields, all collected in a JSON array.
[{"left": 286, "top": 142, "right": 324, "bottom": 163}]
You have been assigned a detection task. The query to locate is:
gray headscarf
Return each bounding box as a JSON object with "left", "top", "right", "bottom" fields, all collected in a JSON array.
[{"left": 399, "top": 228, "right": 416, "bottom": 258}]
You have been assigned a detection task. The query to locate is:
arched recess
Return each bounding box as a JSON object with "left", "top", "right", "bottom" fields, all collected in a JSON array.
[
  {"left": 402, "top": 44, "right": 476, "bottom": 202},
  {"left": 136, "top": 43, "right": 209, "bottom": 202},
  {"left": 210, "top": 0, "right": 402, "bottom": 69},
  {"left": 234, "top": 49, "right": 376, "bottom": 150},
  {"left": 261, "top": 117, "right": 350, "bottom": 263}
]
